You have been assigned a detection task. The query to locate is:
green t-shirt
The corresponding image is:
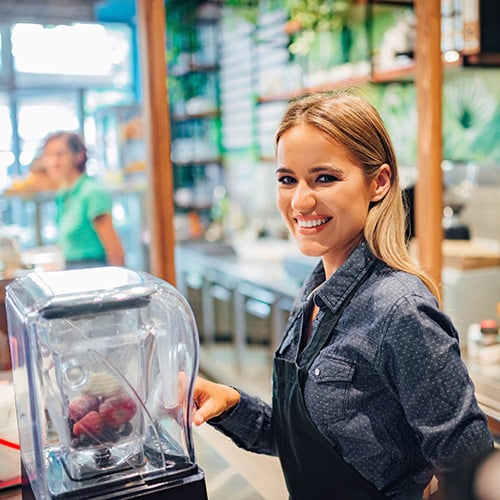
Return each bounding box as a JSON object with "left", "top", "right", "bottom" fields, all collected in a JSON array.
[{"left": 56, "top": 174, "right": 112, "bottom": 262}]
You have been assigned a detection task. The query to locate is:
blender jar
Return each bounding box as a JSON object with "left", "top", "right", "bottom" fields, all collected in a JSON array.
[{"left": 6, "top": 266, "right": 207, "bottom": 499}]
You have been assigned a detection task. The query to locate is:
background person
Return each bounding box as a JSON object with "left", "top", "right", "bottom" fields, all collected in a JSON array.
[
  {"left": 41, "top": 131, "right": 125, "bottom": 269},
  {"left": 192, "top": 92, "right": 494, "bottom": 500}
]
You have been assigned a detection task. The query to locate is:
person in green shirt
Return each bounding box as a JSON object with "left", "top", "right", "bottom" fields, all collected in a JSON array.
[{"left": 41, "top": 131, "right": 125, "bottom": 269}]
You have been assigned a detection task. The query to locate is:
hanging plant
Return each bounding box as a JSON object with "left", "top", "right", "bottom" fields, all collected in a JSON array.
[
  {"left": 224, "top": 0, "right": 260, "bottom": 23},
  {"left": 285, "top": 0, "right": 354, "bottom": 57}
]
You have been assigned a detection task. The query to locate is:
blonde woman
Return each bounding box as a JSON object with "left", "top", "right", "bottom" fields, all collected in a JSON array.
[{"left": 193, "top": 92, "right": 493, "bottom": 499}]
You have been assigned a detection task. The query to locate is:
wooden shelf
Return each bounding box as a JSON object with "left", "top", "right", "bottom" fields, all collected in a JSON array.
[
  {"left": 170, "top": 63, "right": 219, "bottom": 77},
  {"left": 172, "top": 158, "right": 222, "bottom": 167},
  {"left": 367, "top": 0, "right": 413, "bottom": 5},
  {"left": 171, "top": 110, "right": 219, "bottom": 122},
  {"left": 257, "top": 74, "right": 371, "bottom": 103},
  {"left": 259, "top": 156, "right": 276, "bottom": 163},
  {"left": 256, "top": 55, "right": 467, "bottom": 103}
]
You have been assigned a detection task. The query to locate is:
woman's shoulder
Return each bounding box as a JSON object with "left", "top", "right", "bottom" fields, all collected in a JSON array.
[
  {"left": 79, "top": 175, "right": 110, "bottom": 196},
  {"left": 370, "top": 261, "right": 437, "bottom": 307}
]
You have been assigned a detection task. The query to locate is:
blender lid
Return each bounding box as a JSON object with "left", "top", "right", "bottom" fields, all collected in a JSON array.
[{"left": 8, "top": 266, "right": 155, "bottom": 319}]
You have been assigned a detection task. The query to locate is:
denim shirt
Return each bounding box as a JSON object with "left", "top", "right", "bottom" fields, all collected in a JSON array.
[{"left": 210, "top": 241, "right": 493, "bottom": 499}]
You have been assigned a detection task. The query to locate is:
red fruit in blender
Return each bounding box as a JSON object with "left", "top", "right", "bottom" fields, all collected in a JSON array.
[
  {"left": 99, "top": 393, "right": 137, "bottom": 428},
  {"left": 73, "top": 411, "right": 104, "bottom": 437},
  {"left": 68, "top": 394, "right": 99, "bottom": 421}
]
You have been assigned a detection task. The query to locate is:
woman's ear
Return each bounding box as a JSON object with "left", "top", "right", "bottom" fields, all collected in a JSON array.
[{"left": 370, "top": 163, "right": 392, "bottom": 203}]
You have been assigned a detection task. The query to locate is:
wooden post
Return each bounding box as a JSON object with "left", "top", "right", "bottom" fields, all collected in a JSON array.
[
  {"left": 136, "top": 0, "right": 176, "bottom": 285},
  {"left": 415, "top": 0, "right": 443, "bottom": 291}
]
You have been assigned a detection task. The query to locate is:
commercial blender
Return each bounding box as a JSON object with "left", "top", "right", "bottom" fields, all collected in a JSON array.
[{"left": 5, "top": 266, "right": 208, "bottom": 499}]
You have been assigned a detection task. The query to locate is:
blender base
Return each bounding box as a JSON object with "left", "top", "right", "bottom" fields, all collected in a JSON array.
[{"left": 21, "top": 461, "right": 209, "bottom": 499}]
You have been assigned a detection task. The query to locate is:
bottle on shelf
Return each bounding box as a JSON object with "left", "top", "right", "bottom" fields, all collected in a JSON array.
[{"left": 467, "top": 318, "right": 500, "bottom": 365}]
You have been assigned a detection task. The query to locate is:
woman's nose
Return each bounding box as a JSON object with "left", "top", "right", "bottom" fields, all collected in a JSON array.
[{"left": 291, "top": 182, "right": 316, "bottom": 211}]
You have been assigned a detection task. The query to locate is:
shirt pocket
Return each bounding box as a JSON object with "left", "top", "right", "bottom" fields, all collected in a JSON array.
[{"left": 306, "top": 355, "right": 355, "bottom": 425}]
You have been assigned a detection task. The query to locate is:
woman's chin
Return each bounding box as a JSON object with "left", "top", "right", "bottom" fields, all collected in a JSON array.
[{"left": 295, "top": 242, "right": 325, "bottom": 258}]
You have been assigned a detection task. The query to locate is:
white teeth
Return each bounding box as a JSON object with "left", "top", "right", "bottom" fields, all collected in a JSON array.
[{"left": 297, "top": 218, "right": 329, "bottom": 228}]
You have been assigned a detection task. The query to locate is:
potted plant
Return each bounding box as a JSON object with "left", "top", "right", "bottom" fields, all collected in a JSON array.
[{"left": 285, "top": 0, "right": 354, "bottom": 62}]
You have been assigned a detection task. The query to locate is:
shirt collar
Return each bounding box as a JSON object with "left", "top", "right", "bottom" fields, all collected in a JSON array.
[
  {"left": 60, "top": 173, "right": 87, "bottom": 198},
  {"left": 301, "top": 240, "right": 378, "bottom": 313}
]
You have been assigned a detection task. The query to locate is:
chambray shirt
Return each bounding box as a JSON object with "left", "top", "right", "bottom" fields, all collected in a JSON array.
[{"left": 210, "top": 241, "right": 494, "bottom": 499}]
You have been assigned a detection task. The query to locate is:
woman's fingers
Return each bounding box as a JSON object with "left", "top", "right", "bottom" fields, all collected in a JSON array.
[{"left": 192, "top": 377, "right": 240, "bottom": 425}]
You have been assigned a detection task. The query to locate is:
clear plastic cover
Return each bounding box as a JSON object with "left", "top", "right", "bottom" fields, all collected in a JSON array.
[{"left": 6, "top": 267, "right": 200, "bottom": 499}]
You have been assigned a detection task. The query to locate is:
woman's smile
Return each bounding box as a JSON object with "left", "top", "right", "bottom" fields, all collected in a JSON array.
[{"left": 295, "top": 216, "right": 332, "bottom": 232}]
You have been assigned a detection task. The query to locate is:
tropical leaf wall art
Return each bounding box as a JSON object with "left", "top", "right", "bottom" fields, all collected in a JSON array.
[
  {"left": 443, "top": 72, "right": 498, "bottom": 162},
  {"left": 378, "top": 83, "right": 417, "bottom": 165}
]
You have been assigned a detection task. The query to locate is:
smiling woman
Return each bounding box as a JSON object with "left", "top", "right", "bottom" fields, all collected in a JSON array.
[
  {"left": 274, "top": 91, "right": 433, "bottom": 292},
  {"left": 191, "top": 90, "right": 494, "bottom": 500},
  {"left": 275, "top": 121, "right": 391, "bottom": 276}
]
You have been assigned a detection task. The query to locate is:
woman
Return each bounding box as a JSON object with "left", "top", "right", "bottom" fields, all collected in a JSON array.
[
  {"left": 42, "top": 131, "right": 125, "bottom": 269},
  {"left": 192, "top": 92, "right": 493, "bottom": 499}
]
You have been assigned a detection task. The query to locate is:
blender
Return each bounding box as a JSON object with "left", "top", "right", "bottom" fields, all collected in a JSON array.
[
  {"left": 5, "top": 266, "right": 208, "bottom": 499},
  {"left": 442, "top": 160, "right": 478, "bottom": 240}
]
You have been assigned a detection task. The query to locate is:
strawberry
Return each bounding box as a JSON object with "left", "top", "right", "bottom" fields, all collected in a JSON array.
[
  {"left": 99, "top": 393, "right": 137, "bottom": 428},
  {"left": 73, "top": 411, "right": 104, "bottom": 438},
  {"left": 68, "top": 394, "right": 99, "bottom": 422}
]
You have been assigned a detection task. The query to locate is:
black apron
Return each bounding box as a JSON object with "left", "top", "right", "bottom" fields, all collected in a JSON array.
[{"left": 272, "top": 264, "right": 388, "bottom": 500}]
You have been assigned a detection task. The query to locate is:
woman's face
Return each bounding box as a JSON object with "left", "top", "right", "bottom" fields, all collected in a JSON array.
[
  {"left": 43, "top": 137, "right": 80, "bottom": 186},
  {"left": 276, "top": 123, "right": 388, "bottom": 275}
]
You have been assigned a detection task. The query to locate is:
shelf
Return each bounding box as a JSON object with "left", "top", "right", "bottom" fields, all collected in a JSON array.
[
  {"left": 171, "top": 110, "right": 220, "bottom": 122},
  {"left": 170, "top": 63, "right": 219, "bottom": 77},
  {"left": 259, "top": 156, "right": 276, "bottom": 163},
  {"left": 172, "top": 158, "right": 222, "bottom": 167},
  {"left": 256, "top": 55, "right": 467, "bottom": 103},
  {"left": 257, "top": 73, "right": 371, "bottom": 103},
  {"left": 365, "top": 0, "right": 413, "bottom": 5},
  {"left": 175, "top": 203, "right": 212, "bottom": 211}
]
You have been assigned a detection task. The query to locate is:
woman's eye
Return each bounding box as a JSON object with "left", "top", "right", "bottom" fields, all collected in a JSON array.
[
  {"left": 277, "top": 175, "right": 296, "bottom": 185},
  {"left": 316, "top": 174, "right": 338, "bottom": 183}
]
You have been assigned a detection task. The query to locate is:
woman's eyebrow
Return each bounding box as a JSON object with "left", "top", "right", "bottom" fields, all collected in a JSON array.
[
  {"left": 310, "top": 165, "right": 343, "bottom": 175},
  {"left": 275, "top": 165, "right": 344, "bottom": 176},
  {"left": 275, "top": 167, "right": 293, "bottom": 174}
]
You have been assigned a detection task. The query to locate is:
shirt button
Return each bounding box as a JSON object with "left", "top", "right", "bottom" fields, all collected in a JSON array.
[{"left": 314, "top": 368, "right": 320, "bottom": 376}]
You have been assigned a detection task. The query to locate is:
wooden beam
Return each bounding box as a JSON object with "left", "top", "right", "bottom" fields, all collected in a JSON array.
[
  {"left": 415, "top": 0, "right": 443, "bottom": 291},
  {"left": 136, "top": 0, "right": 176, "bottom": 285}
]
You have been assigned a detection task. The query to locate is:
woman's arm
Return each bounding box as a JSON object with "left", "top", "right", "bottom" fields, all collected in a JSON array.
[
  {"left": 93, "top": 213, "right": 125, "bottom": 266},
  {"left": 193, "top": 376, "right": 277, "bottom": 455},
  {"left": 378, "top": 294, "right": 494, "bottom": 469}
]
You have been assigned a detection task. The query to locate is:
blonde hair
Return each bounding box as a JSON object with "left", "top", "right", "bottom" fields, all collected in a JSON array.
[{"left": 275, "top": 91, "right": 440, "bottom": 301}]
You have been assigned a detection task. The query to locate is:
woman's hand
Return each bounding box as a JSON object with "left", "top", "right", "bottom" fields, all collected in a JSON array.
[{"left": 192, "top": 376, "right": 240, "bottom": 426}]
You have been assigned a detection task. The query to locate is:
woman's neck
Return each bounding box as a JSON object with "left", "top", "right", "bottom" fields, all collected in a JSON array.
[{"left": 62, "top": 169, "right": 83, "bottom": 188}]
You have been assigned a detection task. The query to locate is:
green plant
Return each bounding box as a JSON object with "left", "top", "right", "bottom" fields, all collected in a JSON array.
[
  {"left": 286, "top": 0, "right": 352, "bottom": 31},
  {"left": 224, "top": 0, "right": 259, "bottom": 23},
  {"left": 286, "top": 0, "right": 354, "bottom": 56}
]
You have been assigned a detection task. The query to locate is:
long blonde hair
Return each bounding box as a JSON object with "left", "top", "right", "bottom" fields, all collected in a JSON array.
[{"left": 275, "top": 91, "right": 440, "bottom": 301}]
